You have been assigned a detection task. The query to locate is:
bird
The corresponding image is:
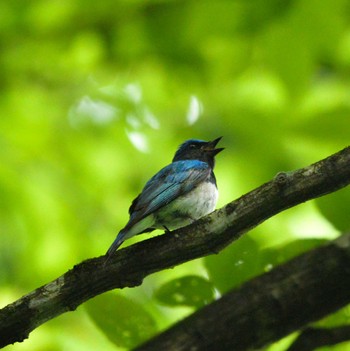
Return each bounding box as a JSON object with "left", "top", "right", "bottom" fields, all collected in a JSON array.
[{"left": 106, "top": 137, "right": 224, "bottom": 258}]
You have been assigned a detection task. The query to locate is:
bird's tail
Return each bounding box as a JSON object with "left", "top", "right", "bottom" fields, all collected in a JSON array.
[{"left": 105, "top": 231, "right": 127, "bottom": 259}]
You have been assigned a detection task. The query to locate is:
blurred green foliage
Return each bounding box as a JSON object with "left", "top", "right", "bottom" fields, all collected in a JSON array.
[
  {"left": 154, "top": 275, "right": 215, "bottom": 308},
  {"left": 1, "top": 0, "right": 350, "bottom": 350},
  {"left": 85, "top": 293, "right": 157, "bottom": 349}
]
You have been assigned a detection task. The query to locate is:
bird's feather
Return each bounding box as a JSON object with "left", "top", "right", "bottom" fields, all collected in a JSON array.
[
  {"left": 105, "top": 137, "right": 223, "bottom": 258},
  {"left": 126, "top": 160, "right": 211, "bottom": 229}
]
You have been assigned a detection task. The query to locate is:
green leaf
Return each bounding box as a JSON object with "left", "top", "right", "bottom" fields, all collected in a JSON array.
[
  {"left": 205, "top": 236, "right": 327, "bottom": 294},
  {"left": 204, "top": 235, "right": 260, "bottom": 293},
  {"left": 313, "top": 304, "right": 350, "bottom": 328},
  {"left": 259, "top": 239, "right": 328, "bottom": 272},
  {"left": 85, "top": 292, "right": 157, "bottom": 349},
  {"left": 154, "top": 275, "right": 215, "bottom": 308}
]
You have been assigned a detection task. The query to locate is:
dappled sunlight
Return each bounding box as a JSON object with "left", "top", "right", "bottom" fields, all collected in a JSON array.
[
  {"left": 124, "top": 83, "right": 142, "bottom": 103},
  {"left": 186, "top": 95, "right": 203, "bottom": 125},
  {"left": 143, "top": 108, "right": 160, "bottom": 129},
  {"left": 69, "top": 96, "right": 118, "bottom": 126},
  {"left": 125, "top": 130, "right": 149, "bottom": 153},
  {"left": 68, "top": 79, "right": 161, "bottom": 154}
]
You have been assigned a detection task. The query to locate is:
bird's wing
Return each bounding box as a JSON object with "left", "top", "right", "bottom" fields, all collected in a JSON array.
[
  {"left": 127, "top": 160, "right": 211, "bottom": 225},
  {"left": 106, "top": 160, "right": 211, "bottom": 256}
]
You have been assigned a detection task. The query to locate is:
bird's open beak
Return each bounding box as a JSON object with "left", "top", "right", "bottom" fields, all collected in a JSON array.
[{"left": 205, "top": 136, "right": 224, "bottom": 155}]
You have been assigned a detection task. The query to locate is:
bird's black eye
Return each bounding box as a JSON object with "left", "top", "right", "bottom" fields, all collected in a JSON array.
[{"left": 190, "top": 144, "right": 197, "bottom": 148}]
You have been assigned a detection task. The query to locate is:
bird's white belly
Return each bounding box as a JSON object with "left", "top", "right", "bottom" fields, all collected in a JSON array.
[{"left": 154, "top": 181, "right": 218, "bottom": 229}]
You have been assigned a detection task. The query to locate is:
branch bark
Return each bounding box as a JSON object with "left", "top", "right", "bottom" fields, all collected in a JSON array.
[
  {"left": 0, "top": 146, "right": 350, "bottom": 348},
  {"left": 135, "top": 233, "right": 350, "bottom": 351},
  {"left": 287, "top": 326, "right": 350, "bottom": 351}
]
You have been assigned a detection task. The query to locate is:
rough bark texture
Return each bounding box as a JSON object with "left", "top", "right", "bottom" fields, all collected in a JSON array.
[
  {"left": 0, "top": 146, "right": 350, "bottom": 348},
  {"left": 287, "top": 326, "right": 350, "bottom": 351}
]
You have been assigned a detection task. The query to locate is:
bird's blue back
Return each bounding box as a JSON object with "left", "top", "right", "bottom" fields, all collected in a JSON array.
[{"left": 126, "top": 160, "right": 211, "bottom": 228}]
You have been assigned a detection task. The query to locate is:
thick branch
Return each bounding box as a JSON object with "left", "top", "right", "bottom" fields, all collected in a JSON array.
[
  {"left": 135, "top": 233, "right": 350, "bottom": 351},
  {"left": 0, "top": 146, "right": 350, "bottom": 347},
  {"left": 287, "top": 326, "right": 350, "bottom": 351}
]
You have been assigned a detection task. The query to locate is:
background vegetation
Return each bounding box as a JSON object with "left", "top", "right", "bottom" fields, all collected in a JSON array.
[{"left": 1, "top": 0, "right": 350, "bottom": 350}]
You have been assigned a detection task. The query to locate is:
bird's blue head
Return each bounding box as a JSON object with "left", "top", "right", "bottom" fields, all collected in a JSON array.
[{"left": 172, "top": 137, "right": 224, "bottom": 168}]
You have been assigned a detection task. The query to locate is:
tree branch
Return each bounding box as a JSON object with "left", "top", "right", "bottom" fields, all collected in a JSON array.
[
  {"left": 135, "top": 233, "right": 350, "bottom": 351},
  {"left": 287, "top": 326, "right": 350, "bottom": 351},
  {"left": 0, "top": 146, "right": 350, "bottom": 348}
]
